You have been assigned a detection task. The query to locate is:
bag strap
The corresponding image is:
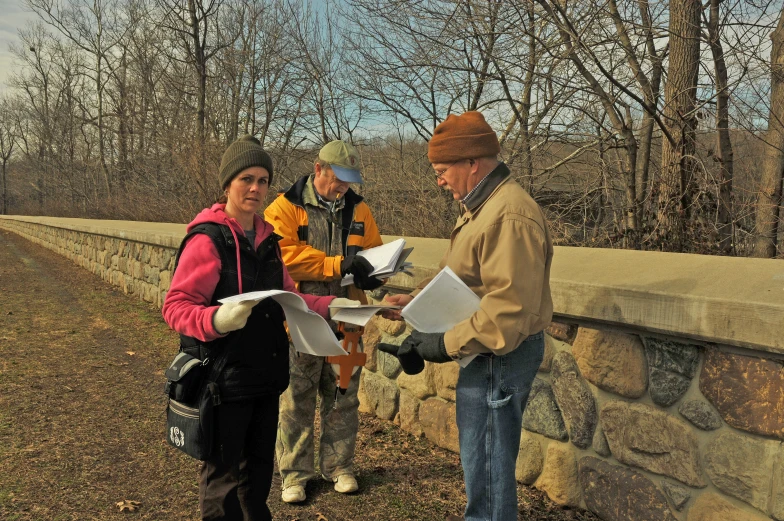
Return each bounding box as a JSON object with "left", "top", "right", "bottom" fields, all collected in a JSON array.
[
  {"left": 203, "top": 347, "right": 230, "bottom": 385},
  {"left": 199, "top": 328, "right": 241, "bottom": 406},
  {"left": 173, "top": 223, "right": 227, "bottom": 275}
]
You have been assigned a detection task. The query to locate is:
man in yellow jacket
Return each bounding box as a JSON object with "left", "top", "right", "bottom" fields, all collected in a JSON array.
[
  {"left": 265, "top": 140, "right": 383, "bottom": 504},
  {"left": 381, "top": 112, "right": 554, "bottom": 521}
]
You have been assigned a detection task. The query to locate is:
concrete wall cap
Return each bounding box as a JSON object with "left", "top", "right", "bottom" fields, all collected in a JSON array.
[{"left": 1, "top": 216, "right": 780, "bottom": 354}]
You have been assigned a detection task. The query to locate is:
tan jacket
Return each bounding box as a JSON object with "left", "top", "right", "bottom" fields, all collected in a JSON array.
[{"left": 414, "top": 163, "right": 553, "bottom": 358}]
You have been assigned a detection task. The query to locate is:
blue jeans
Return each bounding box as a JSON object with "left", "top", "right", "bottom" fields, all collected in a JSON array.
[{"left": 456, "top": 332, "right": 544, "bottom": 521}]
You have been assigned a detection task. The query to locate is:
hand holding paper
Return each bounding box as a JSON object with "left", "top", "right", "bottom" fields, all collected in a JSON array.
[
  {"left": 380, "top": 293, "right": 413, "bottom": 320},
  {"left": 219, "top": 291, "right": 347, "bottom": 356},
  {"left": 341, "top": 238, "right": 413, "bottom": 287},
  {"left": 399, "top": 267, "right": 480, "bottom": 368},
  {"left": 213, "top": 300, "right": 257, "bottom": 334},
  {"left": 330, "top": 303, "right": 401, "bottom": 327},
  {"left": 329, "top": 298, "right": 361, "bottom": 318}
]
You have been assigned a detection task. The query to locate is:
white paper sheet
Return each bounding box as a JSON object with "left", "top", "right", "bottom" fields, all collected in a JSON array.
[
  {"left": 330, "top": 305, "right": 400, "bottom": 327},
  {"left": 218, "top": 290, "right": 347, "bottom": 356},
  {"left": 361, "top": 238, "right": 406, "bottom": 275},
  {"left": 341, "top": 238, "right": 408, "bottom": 286},
  {"left": 400, "top": 267, "right": 480, "bottom": 368}
]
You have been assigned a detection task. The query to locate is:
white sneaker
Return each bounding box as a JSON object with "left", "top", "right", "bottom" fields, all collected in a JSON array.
[
  {"left": 281, "top": 485, "right": 306, "bottom": 503},
  {"left": 333, "top": 474, "right": 358, "bottom": 494}
]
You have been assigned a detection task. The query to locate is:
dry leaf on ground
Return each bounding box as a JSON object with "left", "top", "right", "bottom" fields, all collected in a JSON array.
[{"left": 116, "top": 499, "right": 141, "bottom": 512}]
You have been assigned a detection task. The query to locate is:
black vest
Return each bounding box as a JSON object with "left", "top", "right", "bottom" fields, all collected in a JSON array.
[{"left": 174, "top": 223, "right": 291, "bottom": 399}]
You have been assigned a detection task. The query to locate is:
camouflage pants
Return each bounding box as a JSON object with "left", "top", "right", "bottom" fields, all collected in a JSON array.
[{"left": 276, "top": 343, "right": 362, "bottom": 488}]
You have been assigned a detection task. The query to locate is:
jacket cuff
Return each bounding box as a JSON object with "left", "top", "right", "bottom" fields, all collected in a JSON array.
[
  {"left": 206, "top": 306, "right": 229, "bottom": 339},
  {"left": 443, "top": 330, "right": 462, "bottom": 360},
  {"left": 326, "top": 255, "right": 342, "bottom": 279}
]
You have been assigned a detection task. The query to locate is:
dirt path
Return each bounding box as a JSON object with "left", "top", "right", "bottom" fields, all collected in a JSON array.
[{"left": 0, "top": 230, "right": 597, "bottom": 521}]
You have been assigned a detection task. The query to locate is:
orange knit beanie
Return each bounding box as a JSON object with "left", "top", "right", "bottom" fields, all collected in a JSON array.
[{"left": 427, "top": 111, "right": 500, "bottom": 164}]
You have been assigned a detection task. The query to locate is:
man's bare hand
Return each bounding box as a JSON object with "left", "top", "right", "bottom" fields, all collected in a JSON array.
[{"left": 380, "top": 293, "right": 413, "bottom": 320}]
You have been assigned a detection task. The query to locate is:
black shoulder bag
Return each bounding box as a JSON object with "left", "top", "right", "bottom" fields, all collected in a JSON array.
[
  {"left": 164, "top": 349, "right": 229, "bottom": 460},
  {"left": 163, "top": 224, "right": 230, "bottom": 460}
]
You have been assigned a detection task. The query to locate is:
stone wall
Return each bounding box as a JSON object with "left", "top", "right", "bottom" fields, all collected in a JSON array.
[
  {"left": 360, "top": 318, "right": 784, "bottom": 521},
  {"left": 0, "top": 217, "right": 185, "bottom": 308},
  {"left": 2, "top": 215, "right": 783, "bottom": 521}
]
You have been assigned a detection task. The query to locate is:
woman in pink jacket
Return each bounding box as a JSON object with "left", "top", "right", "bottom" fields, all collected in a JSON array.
[{"left": 163, "top": 135, "right": 353, "bottom": 521}]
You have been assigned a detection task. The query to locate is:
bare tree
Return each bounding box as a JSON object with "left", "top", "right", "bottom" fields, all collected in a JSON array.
[
  {"left": 26, "top": 0, "right": 128, "bottom": 199},
  {"left": 10, "top": 25, "right": 58, "bottom": 212},
  {"left": 656, "top": 0, "right": 701, "bottom": 249},
  {"left": 0, "top": 99, "right": 18, "bottom": 215},
  {"left": 703, "top": 0, "right": 735, "bottom": 253},
  {"left": 610, "top": 0, "right": 667, "bottom": 228},
  {"left": 286, "top": 0, "right": 364, "bottom": 145},
  {"left": 157, "top": 0, "right": 237, "bottom": 200},
  {"left": 753, "top": 6, "right": 784, "bottom": 258},
  {"left": 536, "top": 0, "right": 641, "bottom": 234},
  {"left": 1, "top": 0, "right": 782, "bottom": 255}
]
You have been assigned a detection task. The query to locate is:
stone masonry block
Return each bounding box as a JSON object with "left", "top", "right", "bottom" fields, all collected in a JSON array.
[
  {"left": 572, "top": 327, "right": 648, "bottom": 398},
  {"left": 535, "top": 442, "right": 581, "bottom": 507},
  {"left": 600, "top": 400, "right": 704, "bottom": 487},
  {"left": 579, "top": 456, "right": 677, "bottom": 521},
  {"left": 419, "top": 398, "right": 459, "bottom": 453},
  {"left": 700, "top": 346, "right": 784, "bottom": 440},
  {"left": 551, "top": 351, "right": 597, "bottom": 449}
]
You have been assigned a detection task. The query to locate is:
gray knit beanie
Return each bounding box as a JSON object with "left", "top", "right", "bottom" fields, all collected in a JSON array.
[{"left": 219, "top": 135, "right": 274, "bottom": 189}]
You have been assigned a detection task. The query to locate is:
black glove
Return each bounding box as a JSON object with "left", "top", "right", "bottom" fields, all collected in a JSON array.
[
  {"left": 340, "top": 255, "right": 384, "bottom": 290},
  {"left": 408, "top": 330, "right": 451, "bottom": 363},
  {"left": 378, "top": 339, "right": 425, "bottom": 375},
  {"left": 379, "top": 330, "right": 451, "bottom": 372},
  {"left": 341, "top": 254, "right": 372, "bottom": 277},
  {"left": 355, "top": 273, "right": 384, "bottom": 290}
]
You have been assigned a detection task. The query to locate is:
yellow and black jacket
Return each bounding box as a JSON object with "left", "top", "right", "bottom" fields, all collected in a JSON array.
[{"left": 264, "top": 174, "right": 383, "bottom": 303}]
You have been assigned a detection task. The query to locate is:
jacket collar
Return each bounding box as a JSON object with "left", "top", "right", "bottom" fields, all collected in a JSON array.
[{"left": 462, "top": 162, "right": 511, "bottom": 212}]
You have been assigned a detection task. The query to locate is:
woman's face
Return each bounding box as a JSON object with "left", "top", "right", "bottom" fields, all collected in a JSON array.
[{"left": 225, "top": 166, "right": 270, "bottom": 216}]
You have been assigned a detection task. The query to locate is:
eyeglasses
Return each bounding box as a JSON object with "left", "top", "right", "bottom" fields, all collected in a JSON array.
[
  {"left": 434, "top": 159, "right": 473, "bottom": 180},
  {"left": 434, "top": 162, "right": 458, "bottom": 180}
]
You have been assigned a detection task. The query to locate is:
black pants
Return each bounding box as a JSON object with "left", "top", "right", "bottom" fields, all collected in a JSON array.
[{"left": 200, "top": 395, "right": 279, "bottom": 521}]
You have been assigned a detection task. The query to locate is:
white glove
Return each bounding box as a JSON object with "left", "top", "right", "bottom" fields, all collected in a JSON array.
[
  {"left": 329, "top": 298, "right": 361, "bottom": 319},
  {"left": 213, "top": 300, "right": 257, "bottom": 334}
]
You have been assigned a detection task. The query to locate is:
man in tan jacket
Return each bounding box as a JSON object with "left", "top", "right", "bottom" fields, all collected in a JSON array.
[{"left": 381, "top": 111, "right": 553, "bottom": 521}]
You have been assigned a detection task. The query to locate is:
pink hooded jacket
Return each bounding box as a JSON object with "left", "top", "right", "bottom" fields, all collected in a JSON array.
[{"left": 162, "top": 203, "right": 334, "bottom": 342}]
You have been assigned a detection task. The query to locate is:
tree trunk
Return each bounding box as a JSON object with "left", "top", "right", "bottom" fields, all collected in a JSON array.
[
  {"left": 753, "top": 7, "right": 784, "bottom": 258},
  {"left": 635, "top": 0, "right": 663, "bottom": 228},
  {"left": 521, "top": 4, "right": 536, "bottom": 191},
  {"left": 96, "top": 21, "right": 111, "bottom": 200},
  {"left": 188, "top": 0, "right": 207, "bottom": 146},
  {"left": 38, "top": 143, "right": 45, "bottom": 211},
  {"left": 1, "top": 159, "right": 7, "bottom": 214},
  {"left": 635, "top": 71, "right": 661, "bottom": 224},
  {"left": 187, "top": 0, "right": 209, "bottom": 198},
  {"left": 657, "top": 0, "right": 701, "bottom": 249},
  {"left": 117, "top": 49, "right": 130, "bottom": 189},
  {"left": 708, "top": 0, "right": 735, "bottom": 253}
]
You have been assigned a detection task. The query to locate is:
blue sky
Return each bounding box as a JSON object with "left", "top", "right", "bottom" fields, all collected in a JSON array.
[{"left": 0, "top": 0, "right": 38, "bottom": 92}]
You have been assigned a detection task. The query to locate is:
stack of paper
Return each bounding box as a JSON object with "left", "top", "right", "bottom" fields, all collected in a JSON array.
[
  {"left": 400, "top": 266, "right": 480, "bottom": 368},
  {"left": 329, "top": 302, "right": 401, "bottom": 327},
  {"left": 341, "top": 238, "right": 414, "bottom": 286},
  {"left": 218, "top": 290, "right": 348, "bottom": 356}
]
